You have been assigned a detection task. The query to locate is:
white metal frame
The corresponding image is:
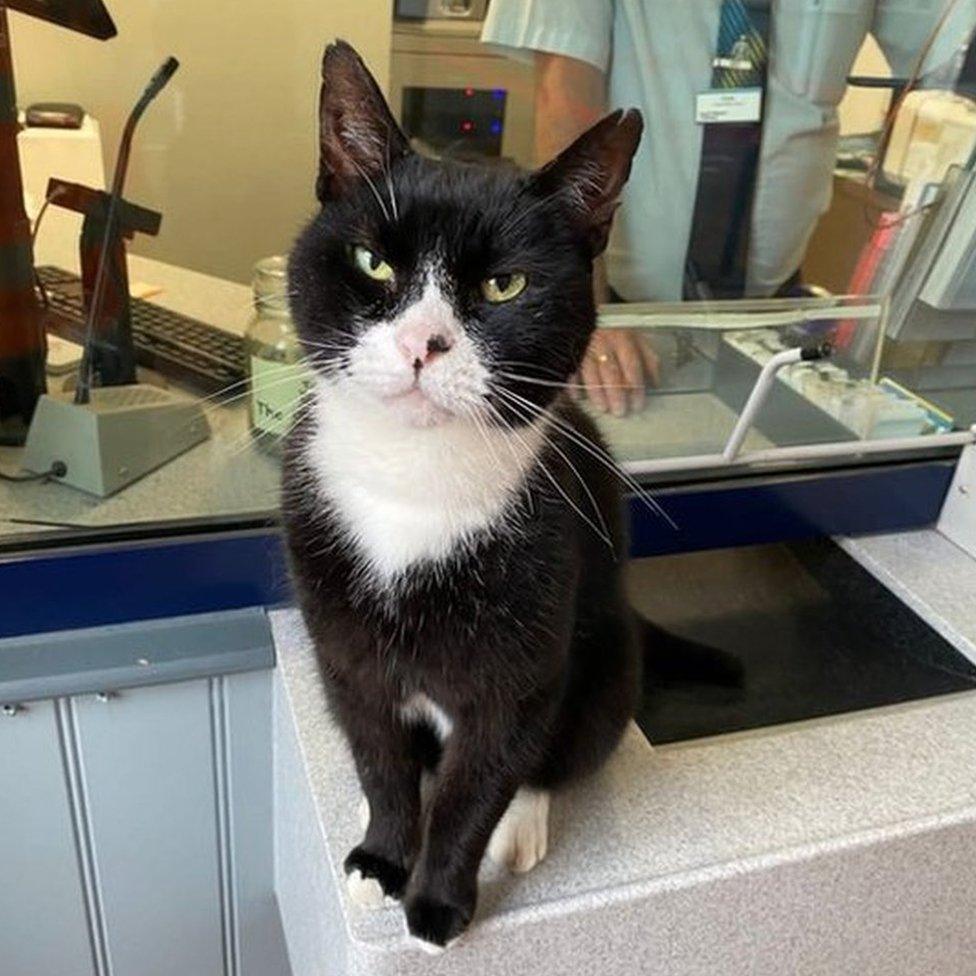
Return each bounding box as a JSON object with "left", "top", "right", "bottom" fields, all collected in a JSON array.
[{"left": 938, "top": 438, "right": 976, "bottom": 558}]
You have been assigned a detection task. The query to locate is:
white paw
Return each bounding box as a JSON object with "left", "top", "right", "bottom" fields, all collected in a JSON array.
[
  {"left": 405, "top": 927, "right": 464, "bottom": 954},
  {"left": 487, "top": 788, "right": 550, "bottom": 874},
  {"left": 346, "top": 869, "right": 386, "bottom": 910},
  {"left": 408, "top": 934, "right": 449, "bottom": 955}
]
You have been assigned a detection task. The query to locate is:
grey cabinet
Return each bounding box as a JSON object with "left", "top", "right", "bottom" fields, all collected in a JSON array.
[{"left": 0, "top": 610, "right": 289, "bottom": 976}]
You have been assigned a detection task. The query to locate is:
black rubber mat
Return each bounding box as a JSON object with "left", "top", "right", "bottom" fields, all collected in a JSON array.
[{"left": 631, "top": 538, "right": 976, "bottom": 744}]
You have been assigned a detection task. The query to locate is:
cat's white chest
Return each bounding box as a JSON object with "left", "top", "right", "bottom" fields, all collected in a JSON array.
[{"left": 305, "top": 382, "right": 543, "bottom": 583}]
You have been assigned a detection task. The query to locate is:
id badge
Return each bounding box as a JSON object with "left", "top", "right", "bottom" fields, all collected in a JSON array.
[{"left": 695, "top": 88, "right": 762, "bottom": 125}]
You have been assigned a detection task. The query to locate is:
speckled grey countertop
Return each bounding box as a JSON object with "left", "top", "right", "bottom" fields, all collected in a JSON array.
[
  {"left": 0, "top": 392, "right": 757, "bottom": 541},
  {"left": 838, "top": 529, "right": 976, "bottom": 667},
  {"left": 270, "top": 527, "right": 976, "bottom": 975},
  {"left": 0, "top": 389, "right": 751, "bottom": 540},
  {"left": 0, "top": 257, "right": 280, "bottom": 539}
]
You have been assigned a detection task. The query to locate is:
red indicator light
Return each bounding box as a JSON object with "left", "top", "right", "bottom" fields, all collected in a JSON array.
[
  {"left": 464, "top": 87, "right": 475, "bottom": 97},
  {"left": 460, "top": 120, "right": 475, "bottom": 133}
]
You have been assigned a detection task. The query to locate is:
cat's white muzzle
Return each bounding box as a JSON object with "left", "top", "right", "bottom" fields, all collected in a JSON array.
[{"left": 342, "top": 279, "right": 491, "bottom": 428}]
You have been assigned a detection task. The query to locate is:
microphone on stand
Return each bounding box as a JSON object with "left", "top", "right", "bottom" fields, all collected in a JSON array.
[
  {"left": 75, "top": 57, "right": 180, "bottom": 404},
  {"left": 23, "top": 55, "right": 209, "bottom": 498}
]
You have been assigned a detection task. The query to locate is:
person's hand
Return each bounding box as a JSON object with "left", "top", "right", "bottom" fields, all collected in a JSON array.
[{"left": 573, "top": 328, "right": 660, "bottom": 416}]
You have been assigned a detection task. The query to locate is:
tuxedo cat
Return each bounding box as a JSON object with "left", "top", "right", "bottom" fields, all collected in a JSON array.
[{"left": 283, "top": 40, "right": 739, "bottom": 950}]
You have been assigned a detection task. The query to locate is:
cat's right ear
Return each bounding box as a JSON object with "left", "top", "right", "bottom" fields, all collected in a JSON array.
[{"left": 317, "top": 40, "right": 410, "bottom": 204}]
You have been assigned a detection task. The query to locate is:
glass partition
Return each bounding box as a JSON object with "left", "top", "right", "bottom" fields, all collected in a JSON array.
[
  {"left": 2, "top": 0, "right": 976, "bottom": 549},
  {"left": 592, "top": 295, "right": 974, "bottom": 480}
]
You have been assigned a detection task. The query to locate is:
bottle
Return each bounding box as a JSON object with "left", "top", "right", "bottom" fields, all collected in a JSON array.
[{"left": 245, "top": 255, "right": 311, "bottom": 455}]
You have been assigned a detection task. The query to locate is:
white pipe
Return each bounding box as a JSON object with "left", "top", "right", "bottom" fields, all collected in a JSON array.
[
  {"left": 722, "top": 347, "right": 805, "bottom": 462},
  {"left": 622, "top": 428, "right": 976, "bottom": 478}
]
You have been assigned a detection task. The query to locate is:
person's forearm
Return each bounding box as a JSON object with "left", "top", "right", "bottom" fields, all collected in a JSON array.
[
  {"left": 533, "top": 52, "right": 606, "bottom": 164},
  {"left": 534, "top": 52, "right": 610, "bottom": 299},
  {"left": 533, "top": 53, "right": 653, "bottom": 404}
]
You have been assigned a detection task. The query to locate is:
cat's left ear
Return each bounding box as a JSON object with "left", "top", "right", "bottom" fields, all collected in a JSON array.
[
  {"left": 531, "top": 108, "right": 643, "bottom": 256},
  {"left": 317, "top": 40, "right": 410, "bottom": 204}
]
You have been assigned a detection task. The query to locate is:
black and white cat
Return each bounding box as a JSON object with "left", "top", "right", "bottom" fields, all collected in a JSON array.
[{"left": 283, "top": 41, "right": 738, "bottom": 950}]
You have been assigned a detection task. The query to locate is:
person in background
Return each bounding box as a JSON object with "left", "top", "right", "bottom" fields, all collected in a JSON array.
[{"left": 482, "top": 0, "right": 976, "bottom": 415}]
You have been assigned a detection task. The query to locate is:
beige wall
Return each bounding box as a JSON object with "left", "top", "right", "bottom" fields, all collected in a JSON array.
[{"left": 11, "top": 1, "right": 393, "bottom": 283}]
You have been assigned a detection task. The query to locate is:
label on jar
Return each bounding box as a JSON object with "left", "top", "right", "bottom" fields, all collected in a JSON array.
[{"left": 249, "top": 356, "right": 314, "bottom": 438}]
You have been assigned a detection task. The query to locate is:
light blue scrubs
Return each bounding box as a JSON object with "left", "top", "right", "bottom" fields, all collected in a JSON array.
[{"left": 483, "top": 0, "right": 976, "bottom": 300}]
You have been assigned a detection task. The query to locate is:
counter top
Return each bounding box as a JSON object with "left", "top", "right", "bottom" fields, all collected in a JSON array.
[
  {"left": 0, "top": 256, "right": 281, "bottom": 541},
  {"left": 839, "top": 529, "right": 976, "bottom": 666},
  {"left": 271, "top": 526, "right": 976, "bottom": 975},
  {"left": 0, "top": 386, "right": 764, "bottom": 541},
  {"left": 1, "top": 256, "right": 770, "bottom": 542}
]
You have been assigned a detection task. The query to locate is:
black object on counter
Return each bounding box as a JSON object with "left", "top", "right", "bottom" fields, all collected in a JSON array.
[
  {"left": 25, "top": 102, "right": 85, "bottom": 128},
  {"left": 38, "top": 266, "right": 247, "bottom": 396},
  {"left": 635, "top": 538, "right": 976, "bottom": 744}
]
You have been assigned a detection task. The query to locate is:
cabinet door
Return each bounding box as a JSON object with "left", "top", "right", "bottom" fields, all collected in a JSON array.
[
  {"left": 0, "top": 699, "right": 96, "bottom": 976},
  {"left": 72, "top": 679, "right": 225, "bottom": 976},
  {"left": 224, "top": 670, "right": 291, "bottom": 976}
]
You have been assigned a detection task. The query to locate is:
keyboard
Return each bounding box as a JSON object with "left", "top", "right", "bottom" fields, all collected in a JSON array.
[{"left": 36, "top": 265, "right": 247, "bottom": 396}]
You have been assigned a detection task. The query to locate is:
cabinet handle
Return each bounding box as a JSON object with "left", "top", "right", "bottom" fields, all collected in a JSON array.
[
  {"left": 95, "top": 691, "right": 117, "bottom": 703},
  {"left": 1, "top": 703, "right": 23, "bottom": 717}
]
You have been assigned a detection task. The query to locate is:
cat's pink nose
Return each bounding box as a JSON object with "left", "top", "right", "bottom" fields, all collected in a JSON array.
[{"left": 395, "top": 322, "right": 455, "bottom": 371}]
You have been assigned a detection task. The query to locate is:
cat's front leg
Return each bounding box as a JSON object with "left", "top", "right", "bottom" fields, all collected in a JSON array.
[
  {"left": 403, "top": 735, "right": 528, "bottom": 949},
  {"left": 337, "top": 701, "right": 423, "bottom": 907}
]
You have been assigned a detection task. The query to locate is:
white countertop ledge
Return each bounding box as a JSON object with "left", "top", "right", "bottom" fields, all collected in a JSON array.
[{"left": 271, "top": 528, "right": 976, "bottom": 976}]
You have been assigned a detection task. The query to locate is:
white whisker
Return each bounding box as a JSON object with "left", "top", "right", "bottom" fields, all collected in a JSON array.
[
  {"left": 347, "top": 155, "right": 392, "bottom": 223},
  {"left": 492, "top": 385, "right": 677, "bottom": 530},
  {"left": 482, "top": 399, "right": 612, "bottom": 550},
  {"left": 488, "top": 395, "right": 613, "bottom": 549}
]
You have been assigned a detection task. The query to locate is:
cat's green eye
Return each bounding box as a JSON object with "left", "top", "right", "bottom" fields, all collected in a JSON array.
[
  {"left": 350, "top": 245, "right": 394, "bottom": 282},
  {"left": 481, "top": 272, "right": 527, "bottom": 303}
]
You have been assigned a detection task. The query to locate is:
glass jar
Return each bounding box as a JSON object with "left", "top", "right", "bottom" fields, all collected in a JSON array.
[{"left": 245, "top": 255, "right": 312, "bottom": 455}]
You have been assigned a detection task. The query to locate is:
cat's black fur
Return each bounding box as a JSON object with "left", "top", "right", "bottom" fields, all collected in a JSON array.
[{"left": 283, "top": 41, "right": 739, "bottom": 948}]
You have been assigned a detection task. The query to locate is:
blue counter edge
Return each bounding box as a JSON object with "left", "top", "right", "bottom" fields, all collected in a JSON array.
[{"left": 0, "top": 460, "right": 956, "bottom": 640}]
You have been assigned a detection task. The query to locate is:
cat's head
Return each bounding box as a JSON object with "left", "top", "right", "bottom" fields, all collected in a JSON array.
[{"left": 289, "top": 40, "right": 642, "bottom": 429}]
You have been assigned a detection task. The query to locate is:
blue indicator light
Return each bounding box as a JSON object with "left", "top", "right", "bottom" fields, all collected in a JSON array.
[
  {"left": 492, "top": 88, "right": 505, "bottom": 101},
  {"left": 490, "top": 120, "right": 503, "bottom": 135}
]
